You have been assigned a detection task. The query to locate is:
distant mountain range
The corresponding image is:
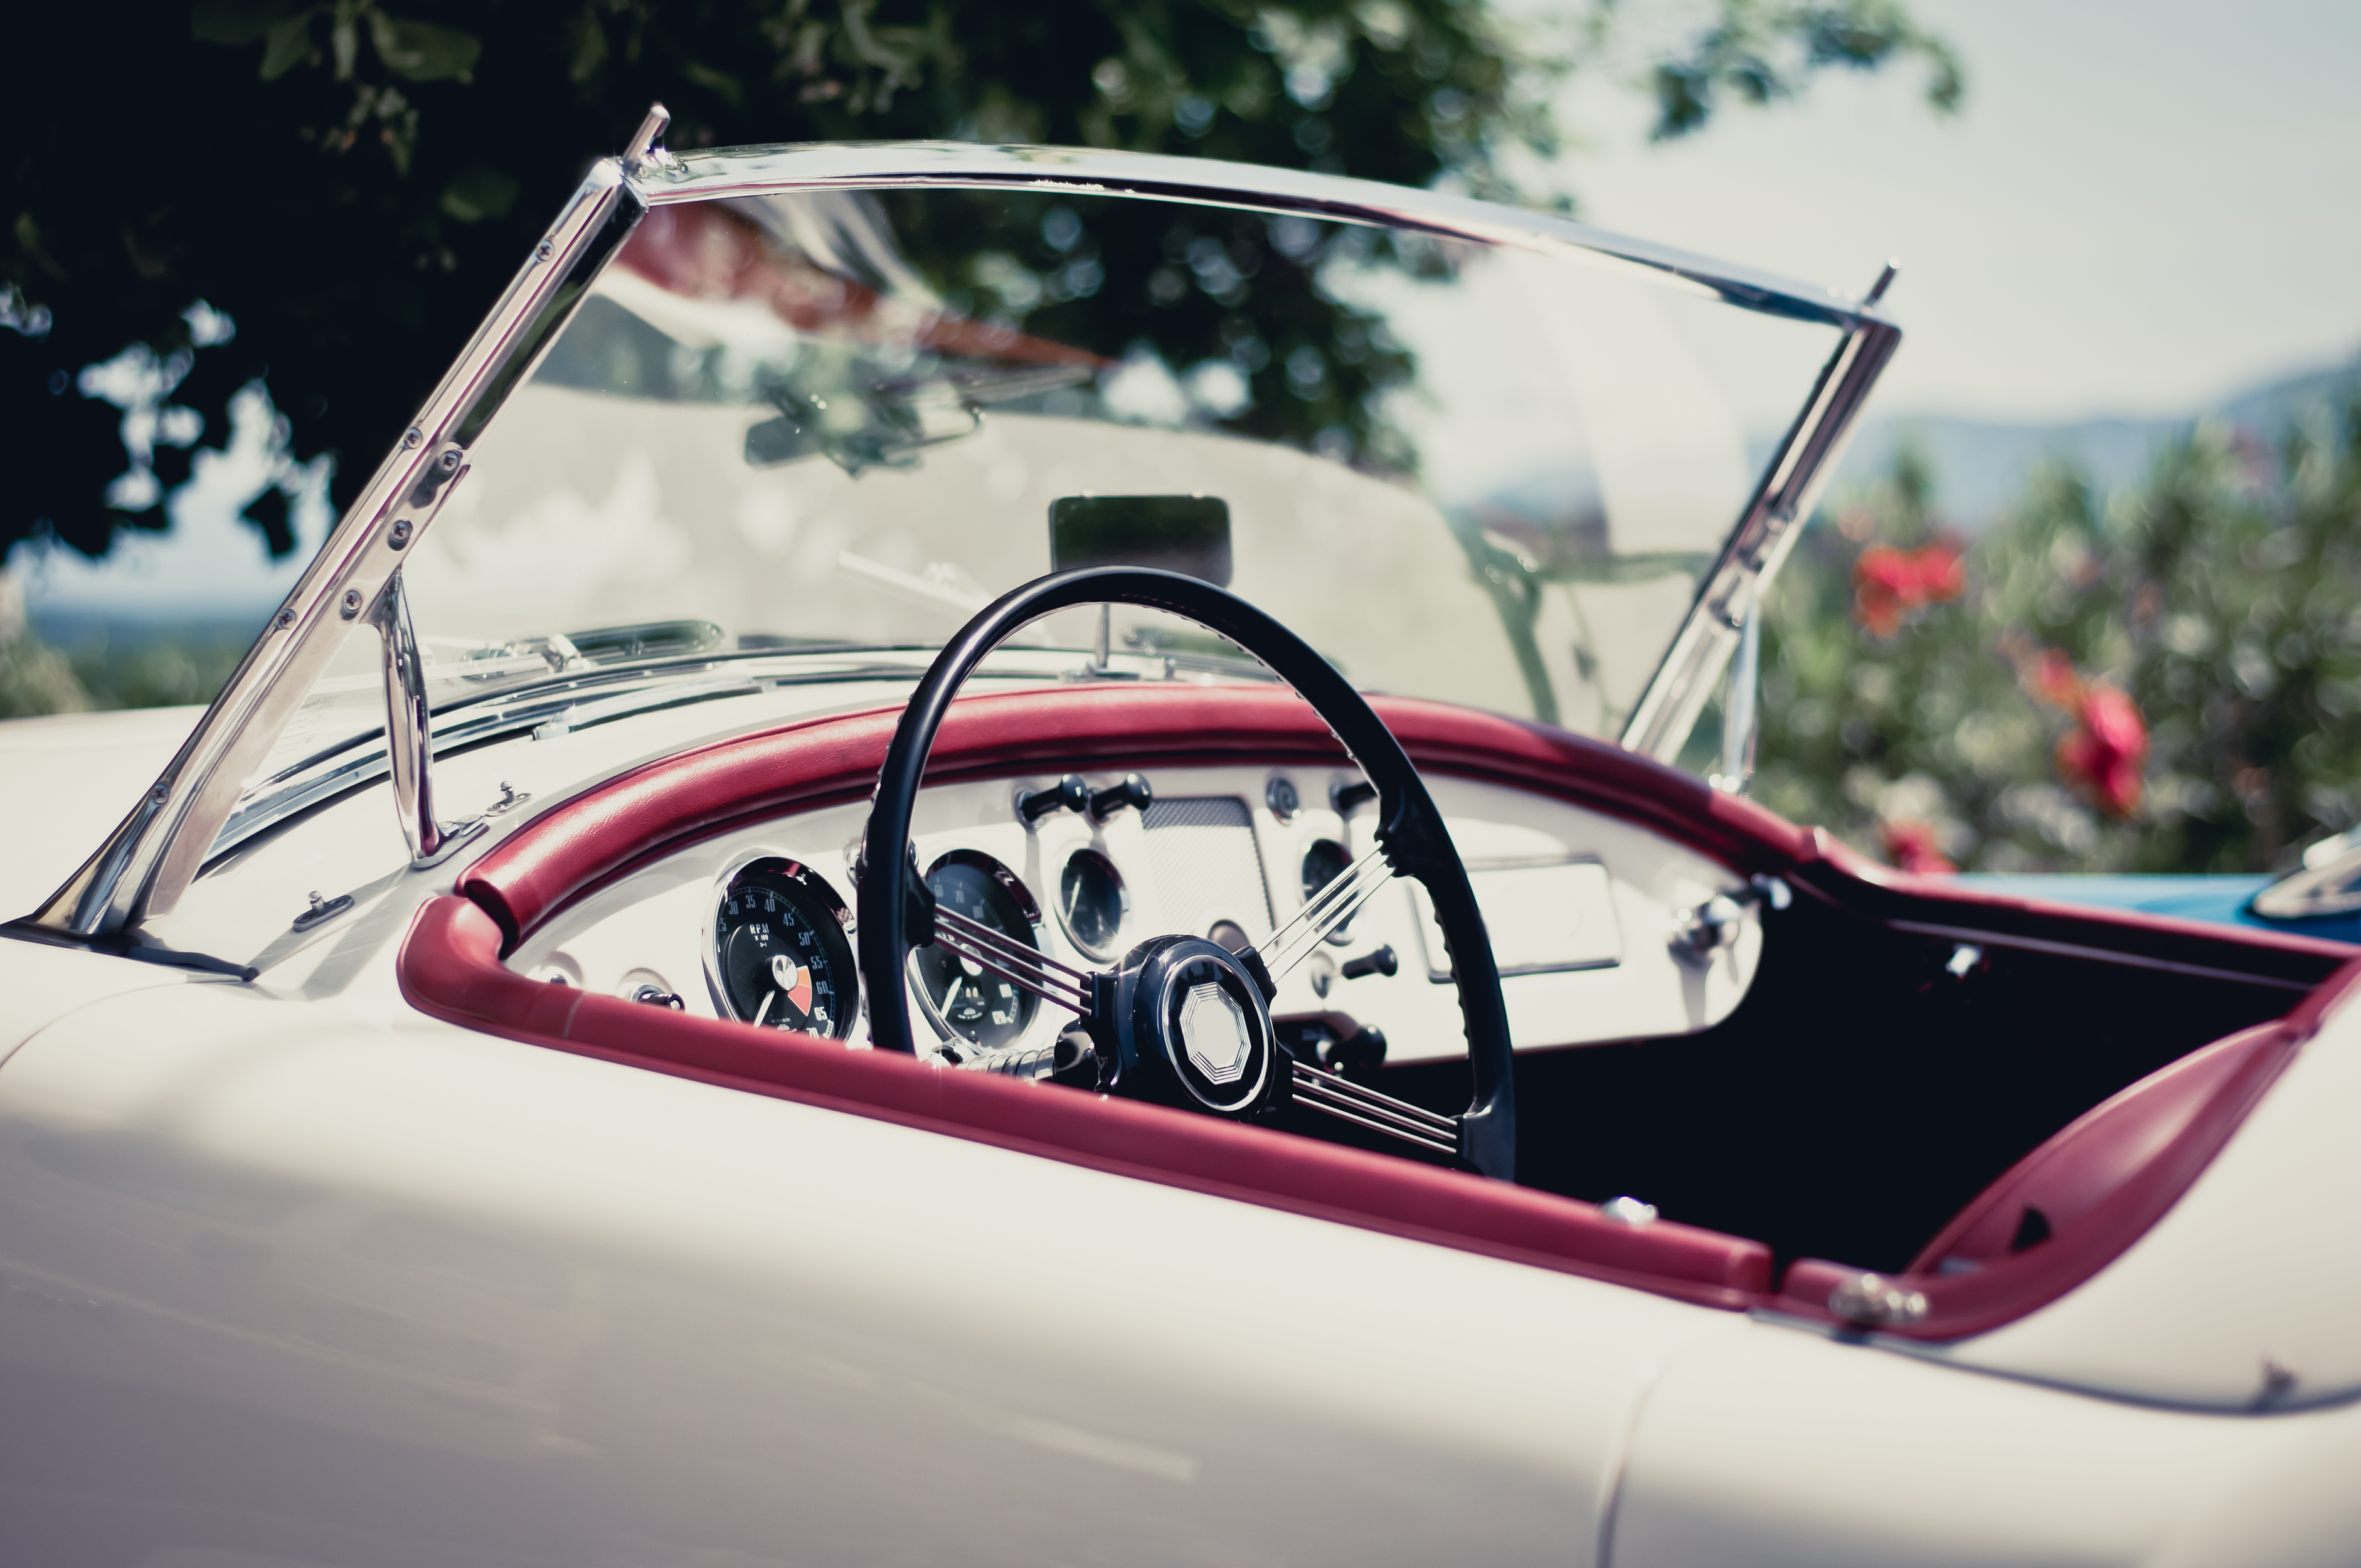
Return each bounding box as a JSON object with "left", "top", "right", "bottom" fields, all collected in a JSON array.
[{"left": 1822, "top": 352, "right": 2361, "bottom": 529}]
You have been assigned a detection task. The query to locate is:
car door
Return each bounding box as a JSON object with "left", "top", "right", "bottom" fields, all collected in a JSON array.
[{"left": 3, "top": 968, "right": 1743, "bottom": 1567}]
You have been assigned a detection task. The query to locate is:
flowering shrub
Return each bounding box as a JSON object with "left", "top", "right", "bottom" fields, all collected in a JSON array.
[{"left": 1749, "top": 394, "right": 2361, "bottom": 874}]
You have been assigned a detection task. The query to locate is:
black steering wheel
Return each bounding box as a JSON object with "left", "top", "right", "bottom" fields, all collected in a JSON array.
[{"left": 856, "top": 567, "right": 1514, "bottom": 1180}]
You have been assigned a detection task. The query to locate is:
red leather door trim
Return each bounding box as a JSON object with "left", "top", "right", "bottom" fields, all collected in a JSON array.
[
  {"left": 400, "top": 894, "right": 1775, "bottom": 1308},
  {"left": 1771, "top": 953, "right": 2361, "bottom": 1339}
]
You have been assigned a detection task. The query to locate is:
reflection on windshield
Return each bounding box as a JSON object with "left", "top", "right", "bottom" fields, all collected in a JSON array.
[{"left": 240, "top": 184, "right": 1842, "bottom": 815}]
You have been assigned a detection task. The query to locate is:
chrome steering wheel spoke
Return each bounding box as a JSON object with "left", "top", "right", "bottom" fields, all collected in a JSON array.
[
  {"left": 928, "top": 904, "right": 1096, "bottom": 1019},
  {"left": 1256, "top": 843, "right": 1394, "bottom": 981}
]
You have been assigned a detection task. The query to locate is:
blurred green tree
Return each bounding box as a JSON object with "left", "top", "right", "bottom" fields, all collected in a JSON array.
[
  {"left": 4, "top": 0, "right": 1960, "bottom": 569},
  {"left": 1753, "top": 392, "right": 2361, "bottom": 874}
]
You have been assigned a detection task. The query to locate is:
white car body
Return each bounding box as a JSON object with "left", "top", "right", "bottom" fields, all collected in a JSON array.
[{"left": 5, "top": 120, "right": 2358, "bottom": 1567}]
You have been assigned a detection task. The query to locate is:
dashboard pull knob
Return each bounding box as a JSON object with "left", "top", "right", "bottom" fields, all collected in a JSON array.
[
  {"left": 1341, "top": 945, "right": 1398, "bottom": 981},
  {"left": 1090, "top": 773, "right": 1154, "bottom": 821},
  {"left": 1332, "top": 779, "right": 1377, "bottom": 813},
  {"left": 1019, "top": 775, "right": 1090, "bottom": 823}
]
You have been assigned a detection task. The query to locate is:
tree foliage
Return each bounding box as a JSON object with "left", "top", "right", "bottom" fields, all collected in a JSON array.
[
  {"left": 1754, "top": 392, "right": 2361, "bottom": 875},
  {"left": 3, "top": 0, "right": 1960, "bottom": 567}
]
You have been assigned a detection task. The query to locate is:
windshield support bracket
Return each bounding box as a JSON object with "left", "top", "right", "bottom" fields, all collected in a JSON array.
[{"left": 367, "top": 569, "right": 487, "bottom": 869}]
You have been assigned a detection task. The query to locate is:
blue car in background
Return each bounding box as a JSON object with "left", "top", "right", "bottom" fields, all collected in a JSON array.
[{"left": 1963, "top": 837, "right": 2361, "bottom": 946}]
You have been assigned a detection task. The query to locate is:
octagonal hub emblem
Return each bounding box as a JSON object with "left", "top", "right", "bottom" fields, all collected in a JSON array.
[{"left": 1178, "top": 981, "right": 1252, "bottom": 1085}]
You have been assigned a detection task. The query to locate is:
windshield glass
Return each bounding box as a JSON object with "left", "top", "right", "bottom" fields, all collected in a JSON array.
[{"left": 241, "top": 185, "right": 1842, "bottom": 818}]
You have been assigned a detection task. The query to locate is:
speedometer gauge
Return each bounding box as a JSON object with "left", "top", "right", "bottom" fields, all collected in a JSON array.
[
  {"left": 911, "top": 850, "right": 1042, "bottom": 1053},
  {"left": 711, "top": 859, "right": 857, "bottom": 1037}
]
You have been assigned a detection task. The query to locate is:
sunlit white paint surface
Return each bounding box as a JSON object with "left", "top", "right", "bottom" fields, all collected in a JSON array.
[
  {"left": 1611, "top": 1318, "right": 2358, "bottom": 1567},
  {"left": 0, "top": 978, "right": 1738, "bottom": 1566}
]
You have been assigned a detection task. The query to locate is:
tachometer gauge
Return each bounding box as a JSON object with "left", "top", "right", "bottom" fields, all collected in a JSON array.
[
  {"left": 1056, "top": 848, "right": 1128, "bottom": 961},
  {"left": 911, "top": 850, "right": 1042, "bottom": 1052},
  {"left": 711, "top": 860, "right": 857, "bottom": 1037}
]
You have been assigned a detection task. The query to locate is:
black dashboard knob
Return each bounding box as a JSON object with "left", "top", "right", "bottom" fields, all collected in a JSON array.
[
  {"left": 1019, "top": 775, "right": 1090, "bottom": 823},
  {"left": 1331, "top": 1024, "right": 1387, "bottom": 1071},
  {"left": 1332, "top": 779, "right": 1377, "bottom": 813},
  {"left": 1090, "top": 773, "right": 1154, "bottom": 821},
  {"left": 1341, "top": 945, "right": 1398, "bottom": 981}
]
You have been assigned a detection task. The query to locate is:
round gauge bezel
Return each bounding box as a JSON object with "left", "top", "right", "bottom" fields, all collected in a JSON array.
[
  {"left": 908, "top": 848, "right": 1048, "bottom": 1050},
  {"left": 1054, "top": 846, "right": 1130, "bottom": 962},
  {"left": 704, "top": 852, "right": 859, "bottom": 1039}
]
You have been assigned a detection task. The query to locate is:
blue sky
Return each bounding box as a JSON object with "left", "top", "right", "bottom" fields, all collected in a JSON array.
[{"left": 1557, "top": 0, "right": 2361, "bottom": 421}]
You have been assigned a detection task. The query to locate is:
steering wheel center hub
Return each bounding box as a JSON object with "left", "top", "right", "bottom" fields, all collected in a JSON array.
[{"left": 1122, "top": 937, "right": 1275, "bottom": 1116}]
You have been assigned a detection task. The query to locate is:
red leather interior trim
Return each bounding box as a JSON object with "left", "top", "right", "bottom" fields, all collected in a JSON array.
[
  {"left": 1775, "top": 1016, "right": 2305, "bottom": 1339},
  {"left": 455, "top": 684, "right": 1818, "bottom": 948},
  {"left": 400, "top": 894, "right": 1774, "bottom": 1307},
  {"left": 2274, "top": 951, "right": 2361, "bottom": 1040}
]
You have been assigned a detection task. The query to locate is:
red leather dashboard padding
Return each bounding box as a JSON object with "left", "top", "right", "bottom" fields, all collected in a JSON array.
[
  {"left": 400, "top": 894, "right": 1775, "bottom": 1308},
  {"left": 454, "top": 684, "right": 1812, "bottom": 950},
  {"left": 1773, "top": 951, "right": 2361, "bottom": 1340},
  {"left": 455, "top": 683, "right": 2353, "bottom": 985}
]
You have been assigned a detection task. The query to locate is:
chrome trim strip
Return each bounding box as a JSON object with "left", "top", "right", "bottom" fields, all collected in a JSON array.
[
  {"left": 1885, "top": 921, "right": 2318, "bottom": 992},
  {"left": 366, "top": 568, "right": 484, "bottom": 867},
  {"left": 32, "top": 156, "right": 648, "bottom": 933},
  {"left": 633, "top": 141, "right": 1882, "bottom": 331}
]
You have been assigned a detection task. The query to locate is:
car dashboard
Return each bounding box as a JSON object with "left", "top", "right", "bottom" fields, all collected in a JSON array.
[{"left": 507, "top": 760, "right": 1767, "bottom": 1071}]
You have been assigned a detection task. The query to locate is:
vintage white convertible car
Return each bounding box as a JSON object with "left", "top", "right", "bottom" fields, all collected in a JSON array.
[{"left": 6, "top": 110, "right": 2360, "bottom": 1566}]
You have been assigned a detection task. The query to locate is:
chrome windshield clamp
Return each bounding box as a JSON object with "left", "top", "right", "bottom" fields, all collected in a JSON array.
[{"left": 366, "top": 569, "right": 486, "bottom": 870}]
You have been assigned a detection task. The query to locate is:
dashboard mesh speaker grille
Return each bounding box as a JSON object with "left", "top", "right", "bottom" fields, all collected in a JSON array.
[{"left": 1141, "top": 797, "right": 1275, "bottom": 937}]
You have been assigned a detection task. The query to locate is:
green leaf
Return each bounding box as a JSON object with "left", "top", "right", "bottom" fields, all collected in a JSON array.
[
  {"left": 258, "top": 12, "right": 315, "bottom": 78},
  {"left": 440, "top": 164, "right": 519, "bottom": 223},
  {"left": 190, "top": 0, "right": 305, "bottom": 45},
  {"left": 371, "top": 14, "right": 481, "bottom": 82}
]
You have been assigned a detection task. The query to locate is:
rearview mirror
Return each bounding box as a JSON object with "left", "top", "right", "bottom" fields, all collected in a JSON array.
[{"left": 1049, "top": 494, "right": 1233, "bottom": 587}]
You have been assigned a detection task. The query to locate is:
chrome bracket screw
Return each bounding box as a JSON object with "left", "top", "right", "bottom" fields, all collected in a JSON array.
[
  {"left": 388, "top": 518, "right": 413, "bottom": 549},
  {"left": 534, "top": 239, "right": 555, "bottom": 261},
  {"left": 339, "top": 588, "right": 364, "bottom": 620},
  {"left": 273, "top": 607, "right": 296, "bottom": 630},
  {"left": 438, "top": 449, "right": 461, "bottom": 473},
  {"left": 401, "top": 427, "right": 423, "bottom": 450}
]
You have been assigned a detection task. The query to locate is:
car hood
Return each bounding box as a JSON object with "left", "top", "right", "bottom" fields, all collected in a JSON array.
[{"left": 0, "top": 707, "right": 201, "bottom": 917}]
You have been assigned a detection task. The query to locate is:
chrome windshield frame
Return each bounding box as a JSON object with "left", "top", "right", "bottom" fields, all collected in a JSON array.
[{"left": 28, "top": 118, "right": 1897, "bottom": 937}]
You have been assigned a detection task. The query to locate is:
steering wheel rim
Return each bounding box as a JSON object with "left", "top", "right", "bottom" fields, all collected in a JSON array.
[{"left": 857, "top": 566, "right": 1514, "bottom": 1180}]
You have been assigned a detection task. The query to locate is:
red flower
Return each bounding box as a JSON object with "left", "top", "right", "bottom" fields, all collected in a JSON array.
[
  {"left": 1854, "top": 546, "right": 1916, "bottom": 637},
  {"left": 1912, "top": 542, "right": 1966, "bottom": 603},
  {"left": 2056, "top": 684, "right": 2148, "bottom": 817},
  {"left": 1852, "top": 541, "right": 1966, "bottom": 637},
  {"left": 1879, "top": 818, "right": 1957, "bottom": 876}
]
